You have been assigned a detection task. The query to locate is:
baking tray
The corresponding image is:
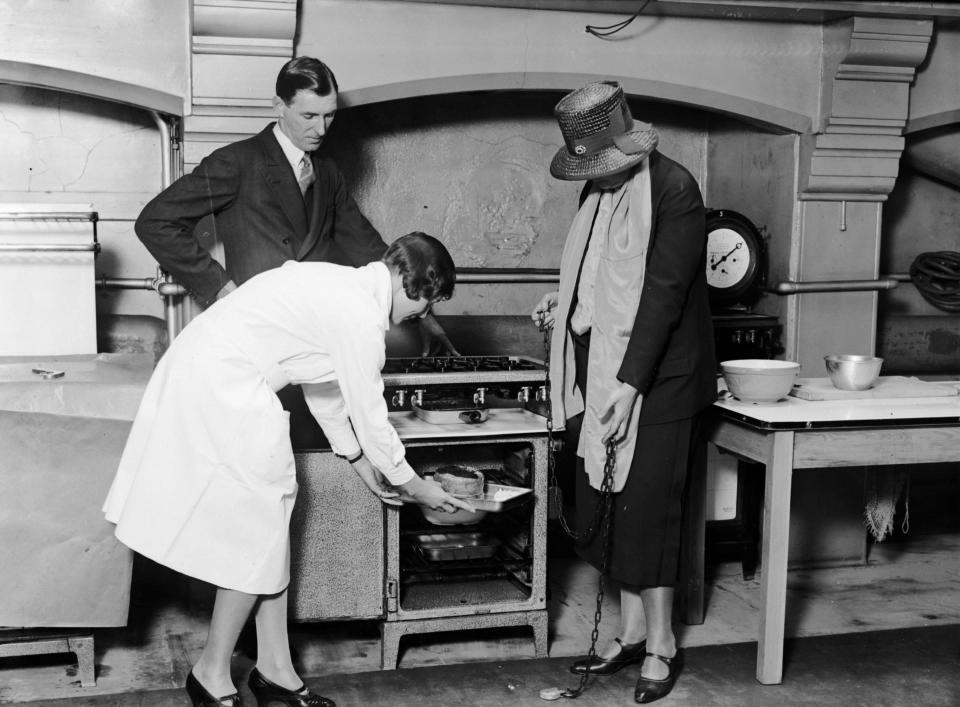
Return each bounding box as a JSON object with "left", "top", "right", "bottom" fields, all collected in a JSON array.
[
  {"left": 412, "top": 399, "right": 489, "bottom": 424},
  {"left": 413, "top": 475, "right": 534, "bottom": 514},
  {"left": 470, "top": 483, "right": 533, "bottom": 512},
  {"left": 412, "top": 532, "right": 501, "bottom": 562}
]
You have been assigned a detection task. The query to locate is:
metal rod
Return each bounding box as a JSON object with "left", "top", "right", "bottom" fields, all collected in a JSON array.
[
  {"left": 766, "top": 278, "right": 900, "bottom": 294},
  {"left": 0, "top": 212, "right": 97, "bottom": 220},
  {"left": 150, "top": 110, "right": 180, "bottom": 343},
  {"left": 457, "top": 268, "right": 560, "bottom": 284},
  {"left": 97, "top": 277, "right": 156, "bottom": 290},
  {"left": 96, "top": 276, "right": 188, "bottom": 296},
  {"left": 101, "top": 270, "right": 916, "bottom": 296},
  {"left": 0, "top": 243, "right": 99, "bottom": 252}
]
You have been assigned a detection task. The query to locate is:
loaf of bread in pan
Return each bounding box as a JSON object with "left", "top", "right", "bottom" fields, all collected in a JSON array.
[{"left": 434, "top": 465, "right": 485, "bottom": 498}]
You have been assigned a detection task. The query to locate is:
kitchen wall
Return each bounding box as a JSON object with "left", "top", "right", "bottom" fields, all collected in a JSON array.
[
  {"left": 0, "top": 0, "right": 957, "bottom": 372},
  {"left": 0, "top": 84, "right": 164, "bottom": 319},
  {"left": 324, "top": 91, "right": 709, "bottom": 317}
]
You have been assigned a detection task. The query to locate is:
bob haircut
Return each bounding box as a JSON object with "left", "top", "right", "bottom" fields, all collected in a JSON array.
[
  {"left": 276, "top": 56, "right": 338, "bottom": 104},
  {"left": 383, "top": 232, "right": 456, "bottom": 302}
]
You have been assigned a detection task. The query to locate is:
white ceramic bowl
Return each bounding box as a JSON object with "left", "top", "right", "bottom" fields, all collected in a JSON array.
[
  {"left": 721, "top": 359, "right": 801, "bottom": 403},
  {"left": 824, "top": 354, "right": 883, "bottom": 391}
]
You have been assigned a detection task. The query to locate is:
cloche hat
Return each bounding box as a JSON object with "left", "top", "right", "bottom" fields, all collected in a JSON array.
[{"left": 550, "top": 81, "right": 659, "bottom": 181}]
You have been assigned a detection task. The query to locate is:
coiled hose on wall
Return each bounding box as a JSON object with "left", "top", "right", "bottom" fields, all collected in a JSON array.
[{"left": 909, "top": 251, "right": 960, "bottom": 313}]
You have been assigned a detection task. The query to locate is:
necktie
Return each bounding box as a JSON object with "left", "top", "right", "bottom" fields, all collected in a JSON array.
[{"left": 298, "top": 155, "right": 315, "bottom": 197}]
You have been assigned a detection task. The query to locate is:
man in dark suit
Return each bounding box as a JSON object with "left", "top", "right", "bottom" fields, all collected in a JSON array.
[{"left": 136, "top": 56, "right": 456, "bottom": 446}]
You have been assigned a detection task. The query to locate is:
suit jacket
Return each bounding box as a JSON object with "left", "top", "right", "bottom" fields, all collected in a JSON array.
[
  {"left": 578, "top": 151, "right": 716, "bottom": 425},
  {"left": 135, "top": 124, "right": 387, "bottom": 307}
]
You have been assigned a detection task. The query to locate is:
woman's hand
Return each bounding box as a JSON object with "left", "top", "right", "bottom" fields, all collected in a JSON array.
[
  {"left": 350, "top": 456, "right": 403, "bottom": 506},
  {"left": 418, "top": 313, "right": 460, "bottom": 356},
  {"left": 598, "top": 380, "right": 642, "bottom": 445},
  {"left": 398, "top": 475, "right": 476, "bottom": 513},
  {"left": 531, "top": 291, "right": 559, "bottom": 331}
]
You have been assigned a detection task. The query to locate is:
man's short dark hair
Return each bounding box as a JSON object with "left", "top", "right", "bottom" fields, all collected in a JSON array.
[
  {"left": 276, "top": 57, "right": 338, "bottom": 103},
  {"left": 383, "top": 232, "right": 456, "bottom": 302}
]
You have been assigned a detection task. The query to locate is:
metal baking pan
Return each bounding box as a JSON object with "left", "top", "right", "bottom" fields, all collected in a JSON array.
[
  {"left": 413, "top": 532, "right": 501, "bottom": 561},
  {"left": 410, "top": 475, "right": 533, "bottom": 514},
  {"left": 470, "top": 483, "right": 533, "bottom": 512},
  {"left": 412, "top": 399, "right": 489, "bottom": 424}
]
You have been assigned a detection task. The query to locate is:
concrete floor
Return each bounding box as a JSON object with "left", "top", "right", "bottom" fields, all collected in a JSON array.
[{"left": 1, "top": 530, "right": 958, "bottom": 705}]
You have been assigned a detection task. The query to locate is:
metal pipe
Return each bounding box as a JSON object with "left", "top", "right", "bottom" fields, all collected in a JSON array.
[
  {"left": 150, "top": 111, "right": 172, "bottom": 193},
  {"left": 0, "top": 243, "right": 99, "bottom": 252},
  {"left": 766, "top": 278, "right": 901, "bottom": 294},
  {"left": 96, "top": 276, "right": 188, "bottom": 296},
  {"left": 457, "top": 268, "right": 560, "bottom": 284},
  {"left": 98, "top": 277, "right": 156, "bottom": 290},
  {"left": 149, "top": 110, "right": 179, "bottom": 343},
  {"left": 0, "top": 212, "right": 97, "bottom": 220}
]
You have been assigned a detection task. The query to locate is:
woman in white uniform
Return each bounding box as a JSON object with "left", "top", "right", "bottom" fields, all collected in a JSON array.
[{"left": 103, "top": 232, "right": 474, "bottom": 707}]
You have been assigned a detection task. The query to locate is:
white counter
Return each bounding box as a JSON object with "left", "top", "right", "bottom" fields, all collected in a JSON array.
[{"left": 716, "top": 379, "right": 960, "bottom": 428}]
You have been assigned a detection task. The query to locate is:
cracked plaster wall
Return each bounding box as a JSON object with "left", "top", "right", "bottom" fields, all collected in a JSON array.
[
  {"left": 0, "top": 85, "right": 162, "bottom": 319},
  {"left": 326, "top": 91, "right": 708, "bottom": 316}
]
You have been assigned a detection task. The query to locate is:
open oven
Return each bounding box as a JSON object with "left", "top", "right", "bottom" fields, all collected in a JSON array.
[{"left": 288, "top": 355, "right": 551, "bottom": 669}]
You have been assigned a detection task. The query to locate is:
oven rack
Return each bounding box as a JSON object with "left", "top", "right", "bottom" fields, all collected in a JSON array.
[{"left": 400, "top": 541, "right": 532, "bottom": 586}]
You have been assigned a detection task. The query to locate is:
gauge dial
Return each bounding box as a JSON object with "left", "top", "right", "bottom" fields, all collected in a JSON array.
[
  {"left": 705, "top": 210, "right": 763, "bottom": 306},
  {"left": 707, "top": 228, "right": 750, "bottom": 290}
]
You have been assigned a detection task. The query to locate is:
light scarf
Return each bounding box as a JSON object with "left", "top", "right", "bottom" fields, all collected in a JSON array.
[{"left": 549, "top": 160, "right": 652, "bottom": 492}]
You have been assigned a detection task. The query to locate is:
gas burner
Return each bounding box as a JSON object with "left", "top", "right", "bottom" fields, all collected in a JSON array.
[{"left": 381, "top": 355, "right": 547, "bottom": 396}]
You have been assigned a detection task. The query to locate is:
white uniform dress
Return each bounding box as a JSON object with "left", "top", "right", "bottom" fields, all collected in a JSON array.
[{"left": 103, "top": 261, "right": 416, "bottom": 594}]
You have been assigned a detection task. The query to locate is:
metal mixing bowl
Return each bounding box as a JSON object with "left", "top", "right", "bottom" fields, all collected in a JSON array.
[{"left": 824, "top": 354, "right": 883, "bottom": 391}]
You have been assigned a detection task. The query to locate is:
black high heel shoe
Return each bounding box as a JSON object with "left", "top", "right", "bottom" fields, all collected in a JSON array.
[
  {"left": 569, "top": 637, "right": 647, "bottom": 676},
  {"left": 185, "top": 671, "right": 240, "bottom": 707},
  {"left": 634, "top": 649, "right": 684, "bottom": 704},
  {"left": 247, "top": 668, "right": 335, "bottom": 707}
]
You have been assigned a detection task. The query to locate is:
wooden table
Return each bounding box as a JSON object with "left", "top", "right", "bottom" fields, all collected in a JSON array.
[{"left": 695, "top": 385, "right": 960, "bottom": 684}]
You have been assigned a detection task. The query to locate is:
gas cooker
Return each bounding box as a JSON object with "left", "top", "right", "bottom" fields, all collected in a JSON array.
[
  {"left": 382, "top": 355, "right": 545, "bottom": 386},
  {"left": 381, "top": 355, "right": 547, "bottom": 411}
]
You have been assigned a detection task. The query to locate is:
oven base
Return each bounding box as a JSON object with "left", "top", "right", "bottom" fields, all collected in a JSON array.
[{"left": 380, "top": 609, "right": 548, "bottom": 670}]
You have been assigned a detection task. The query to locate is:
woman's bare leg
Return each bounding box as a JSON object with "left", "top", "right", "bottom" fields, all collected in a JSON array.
[
  {"left": 639, "top": 586, "right": 676, "bottom": 679},
  {"left": 595, "top": 584, "right": 646, "bottom": 659},
  {"left": 253, "top": 588, "right": 302, "bottom": 689},
  {"left": 192, "top": 587, "right": 258, "bottom": 696}
]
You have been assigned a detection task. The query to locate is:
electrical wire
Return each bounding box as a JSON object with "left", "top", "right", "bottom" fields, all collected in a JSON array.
[
  {"left": 909, "top": 251, "right": 960, "bottom": 313},
  {"left": 585, "top": 0, "right": 652, "bottom": 38}
]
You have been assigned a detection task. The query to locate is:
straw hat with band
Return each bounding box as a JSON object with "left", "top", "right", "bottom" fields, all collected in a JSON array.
[{"left": 550, "top": 81, "right": 659, "bottom": 181}]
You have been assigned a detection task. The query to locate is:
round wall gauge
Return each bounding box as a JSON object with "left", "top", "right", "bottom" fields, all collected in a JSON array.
[{"left": 705, "top": 209, "right": 764, "bottom": 307}]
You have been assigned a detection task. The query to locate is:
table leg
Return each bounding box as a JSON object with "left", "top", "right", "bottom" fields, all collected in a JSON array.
[
  {"left": 757, "top": 430, "right": 794, "bottom": 685},
  {"left": 679, "top": 423, "right": 707, "bottom": 625}
]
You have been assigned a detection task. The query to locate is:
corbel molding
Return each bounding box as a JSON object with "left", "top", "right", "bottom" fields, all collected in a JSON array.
[
  {"left": 800, "top": 16, "right": 933, "bottom": 201},
  {"left": 186, "top": 0, "right": 297, "bottom": 161}
]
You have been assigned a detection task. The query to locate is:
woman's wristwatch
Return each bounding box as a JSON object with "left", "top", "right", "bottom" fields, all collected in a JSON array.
[{"left": 336, "top": 450, "right": 364, "bottom": 464}]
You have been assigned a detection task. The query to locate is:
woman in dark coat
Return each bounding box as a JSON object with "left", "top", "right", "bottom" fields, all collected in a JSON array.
[{"left": 532, "top": 82, "right": 716, "bottom": 704}]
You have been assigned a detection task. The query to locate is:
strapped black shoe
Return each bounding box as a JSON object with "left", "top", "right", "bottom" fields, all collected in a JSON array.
[
  {"left": 569, "top": 637, "right": 647, "bottom": 676},
  {"left": 247, "top": 667, "right": 335, "bottom": 707},
  {"left": 634, "top": 649, "right": 684, "bottom": 704},
  {"left": 185, "top": 671, "right": 239, "bottom": 707}
]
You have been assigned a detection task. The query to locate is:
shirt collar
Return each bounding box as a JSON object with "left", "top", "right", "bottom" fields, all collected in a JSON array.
[
  {"left": 273, "top": 123, "right": 306, "bottom": 174},
  {"left": 368, "top": 261, "right": 392, "bottom": 331}
]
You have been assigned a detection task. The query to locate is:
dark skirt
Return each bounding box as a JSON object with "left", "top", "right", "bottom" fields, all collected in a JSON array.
[{"left": 570, "top": 329, "right": 695, "bottom": 588}]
